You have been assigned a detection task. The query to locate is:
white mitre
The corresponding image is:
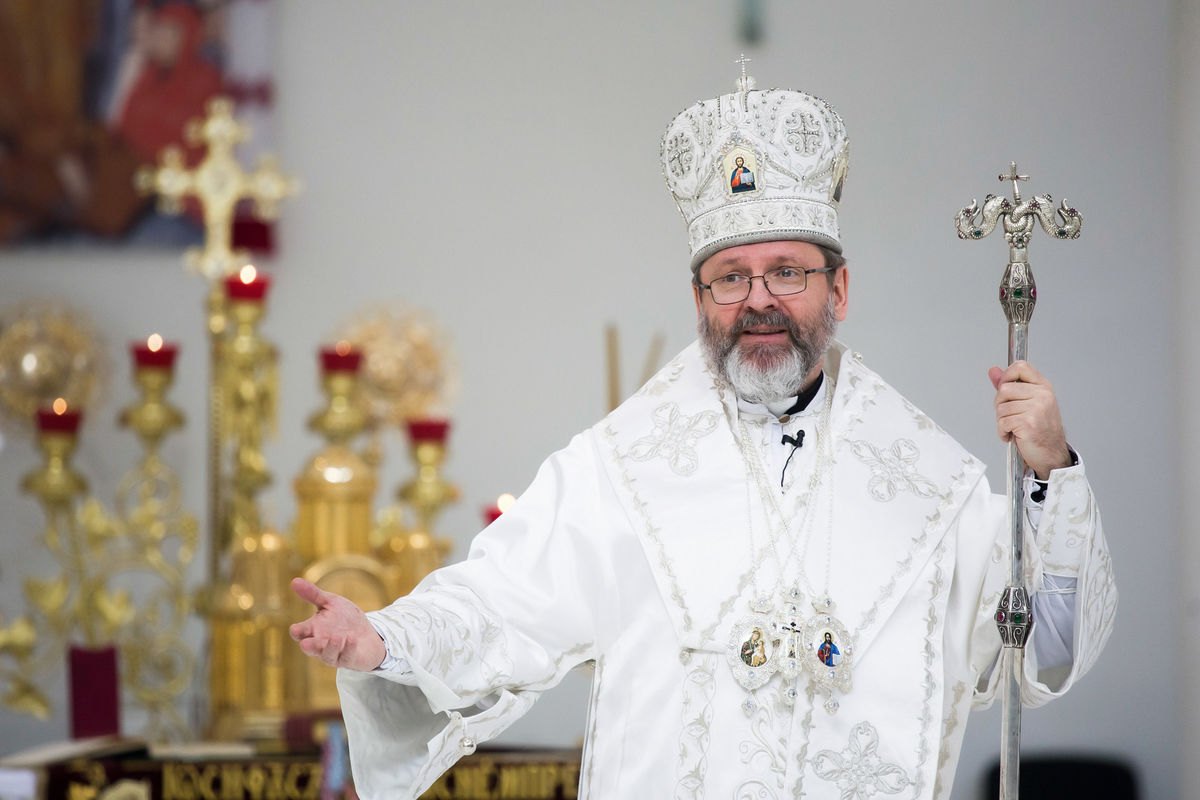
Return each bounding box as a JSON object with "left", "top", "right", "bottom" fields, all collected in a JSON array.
[{"left": 660, "top": 63, "right": 850, "bottom": 273}]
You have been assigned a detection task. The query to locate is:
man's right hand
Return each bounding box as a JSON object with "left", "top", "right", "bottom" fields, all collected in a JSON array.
[{"left": 288, "top": 577, "right": 387, "bottom": 671}]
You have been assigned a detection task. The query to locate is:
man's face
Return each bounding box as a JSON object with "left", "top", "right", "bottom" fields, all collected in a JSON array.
[
  {"left": 735, "top": 156, "right": 744, "bottom": 167},
  {"left": 694, "top": 240, "right": 848, "bottom": 402}
]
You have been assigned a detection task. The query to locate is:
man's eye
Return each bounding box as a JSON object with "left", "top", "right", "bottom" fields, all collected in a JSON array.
[
  {"left": 716, "top": 274, "right": 747, "bottom": 285},
  {"left": 774, "top": 267, "right": 801, "bottom": 279}
]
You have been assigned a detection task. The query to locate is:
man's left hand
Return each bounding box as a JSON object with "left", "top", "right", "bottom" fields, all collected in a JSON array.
[{"left": 989, "top": 361, "right": 1072, "bottom": 480}]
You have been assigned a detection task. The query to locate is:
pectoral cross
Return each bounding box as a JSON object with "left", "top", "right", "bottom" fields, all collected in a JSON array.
[{"left": 136, "top": 96, "right": 298, "bottom": 280}]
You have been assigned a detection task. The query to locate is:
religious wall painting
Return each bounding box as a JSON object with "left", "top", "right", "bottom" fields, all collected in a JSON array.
[
  {"left": 0, "top": 0, "right": 275, "bottom": 251},
  {"left": 721, "top": 135, "right": 764, "bottom": 199}
]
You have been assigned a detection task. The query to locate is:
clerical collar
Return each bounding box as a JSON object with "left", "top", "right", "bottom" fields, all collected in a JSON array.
[{"left": 762, "top": 372, "right": 825, "bottom": 418}]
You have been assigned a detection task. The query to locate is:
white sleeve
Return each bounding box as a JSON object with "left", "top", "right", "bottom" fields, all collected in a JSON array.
[
  {"left": 970, "top": 451, "right": 1117, "bottom": 708},
  {"left": 1024, "top": 471, "right": 1079, "bottom": 671},
  {"left": 339, "top": 429, "right": 629, "bottom": 799},
  {"left": 367, "top": 617, "right": 413, "bottom": 677}
]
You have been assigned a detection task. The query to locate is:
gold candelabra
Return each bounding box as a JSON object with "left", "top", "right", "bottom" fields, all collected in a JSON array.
[
  {"left": 0, "top": 336, "right": 199, "bottom": 739},
  {"left": 136, "top": 95, "right": 296, "bottom": 587}
]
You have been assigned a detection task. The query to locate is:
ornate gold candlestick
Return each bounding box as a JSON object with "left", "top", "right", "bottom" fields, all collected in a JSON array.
[
  {"left": 378, "top": 421, "right": 456, "bottom": 597},
  {"left": 219, "top": 268, "right": 278, "bottom": 571},
  {"left": 291, "top": 345, "right": 387, "bottom": 711},
  {"left": 295, "top": 345, "right": 375, "bottom": 560},
  {"left": 21, "top": 404, "right": 88, "bottom": 516},
  {"left": 114, "top": 337, "right": 198, "bottom": 741},
  {"left": 15, "top": 404, "right": 126, "bottom": 738},
  {"left": 0, "top": 403, "right": 88, "bottom": 722},
  {"left": 399, "top": 420, "right": 458, "bottom": 534}
]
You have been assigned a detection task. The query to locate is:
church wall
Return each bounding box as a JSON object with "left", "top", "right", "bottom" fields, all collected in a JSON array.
[
  {"left": 0, "top": 2, "right": 1178, "bottom": 798},
  {"left": 1173, "top": 0, "right": 1199, "bottom": 798}
]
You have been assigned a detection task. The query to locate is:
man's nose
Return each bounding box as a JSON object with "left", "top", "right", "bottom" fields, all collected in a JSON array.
[{"left": 744, "top": 275, "right": 777, "bottom": 309}]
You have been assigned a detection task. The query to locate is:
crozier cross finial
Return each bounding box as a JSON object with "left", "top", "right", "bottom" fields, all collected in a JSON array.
[{"left": 999, "top": 161, "right": 1030, "bottom": 202}]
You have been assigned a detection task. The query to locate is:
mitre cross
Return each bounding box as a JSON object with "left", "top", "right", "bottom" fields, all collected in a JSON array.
[{"left": 136, "top": 96, "right": 297, "bottom": 280}]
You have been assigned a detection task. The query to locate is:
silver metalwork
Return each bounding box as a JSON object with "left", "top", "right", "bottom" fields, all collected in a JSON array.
[
  {"left": 994, "top": 586, "right": 1032, "bottom": 648},
  {"left": 954, "top": 162, "right": 1082, "bottom": 800},
  {"left": 735, "top": 53, "right": 755, "bottom": 92}
]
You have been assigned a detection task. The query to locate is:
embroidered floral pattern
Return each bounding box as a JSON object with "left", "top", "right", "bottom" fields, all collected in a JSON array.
[
  {"left": 737, "top": 694, "right": 786, "bottom": 779},
  {"left": 673, "top": 658, "right": 717, "bottom": 800},
  {"left": 850, "top": 438, "right": 938, "bottom": 502},
  {"left": 628, "top": 403, "right": 719, "bottom": 476},
  {"left": 785, "top": 110, "right": 822, "bottom": 154},
  {"left": 666, "top": 133, "right": 696, "bottom": 179},
  {"left": 913, "top": 544, "right": 949, "bottom": 799},
  {"left": 579, "top": 658, "right": 603, "bottom": 796},
  {"left": 811, "top": 721, "right": 913, "bottom": 799},
  {"left": 934, "top": 681, "right": 970, "bottom": 799},
  {"left": 638, "top": 359, "right": 687, "bottom": 398}
]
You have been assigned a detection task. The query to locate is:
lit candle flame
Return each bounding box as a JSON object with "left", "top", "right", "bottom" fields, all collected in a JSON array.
[
  {"left": 497, "top": 493, "right": 516, "bottom": 513},
  {"left": 147, "top": 333, "right": 163, "bottom": 352},
  {"left": 52, "top": 397, "right": 67, "bottom": 415},
  {"left": 335, "top": 340, "right": 352, "bottom": 356},
  {"left": 239, "top": 264, "right": 257, "bottom": 284}
]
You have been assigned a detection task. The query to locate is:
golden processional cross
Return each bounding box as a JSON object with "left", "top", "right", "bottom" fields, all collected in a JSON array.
[
  {"left": 137, "top": 96, "right": 297, "bottom": 583},
  {"left": 137, "top": 96, "right": 297, "bottom": 280}
]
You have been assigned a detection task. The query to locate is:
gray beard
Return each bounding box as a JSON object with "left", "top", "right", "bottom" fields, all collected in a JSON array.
[{"left": 699, "top": 299, "right": 838, "bottom": 404}]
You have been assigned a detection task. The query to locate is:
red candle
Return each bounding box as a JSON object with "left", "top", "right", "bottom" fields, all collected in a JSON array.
[
  {"left": 320, "top": 341, "right": 362, "bottom": 373},
  {"left": 407, "top": 418, "right": 450, "bottom": 444},
  {"left": 36, "top": 398, "right": 82, "bottom": 434},
  {"left": 484, "top": 493, "right": 515, "bottom": 526},
  {"left": 224, "top": 264, "right": 271, "bottom": 302},
  {"left": 132, "top": 334, "right": 178, "bottom": 369}
]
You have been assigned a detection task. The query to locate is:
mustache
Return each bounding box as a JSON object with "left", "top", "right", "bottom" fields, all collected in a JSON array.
[{"left": 730, "top": 309, "right": 803, "bottom": 340}]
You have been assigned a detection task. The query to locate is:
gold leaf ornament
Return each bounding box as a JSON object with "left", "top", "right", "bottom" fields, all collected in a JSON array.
[
  {"left": 0, "top": 616, "right": 37, "bottom": 659},
  {"left": 79, "top": 498, "right": 121, "bottom": 549},
  {"left": 25, "top": 575, "right": 69, "bottom": 617},
  {"left": 1, "top": 677, "right": 50, "bottom": 719},
  {"left": 94, "top": 587, "right": 135, "bottom": 635}
]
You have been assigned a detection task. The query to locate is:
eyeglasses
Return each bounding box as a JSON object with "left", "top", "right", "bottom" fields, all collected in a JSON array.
[{"left": 698, "top": 266, "right": 838, "bottom": 305}]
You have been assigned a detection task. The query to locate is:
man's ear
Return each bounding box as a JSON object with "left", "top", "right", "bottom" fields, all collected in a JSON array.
[{"left": 833, "top": 264, "right": 849, "bottom": 321}]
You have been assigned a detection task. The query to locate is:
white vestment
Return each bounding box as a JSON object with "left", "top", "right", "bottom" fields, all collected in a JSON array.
[{"left": 339, "top": 342, "right": 1116, "bottom": 799}]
